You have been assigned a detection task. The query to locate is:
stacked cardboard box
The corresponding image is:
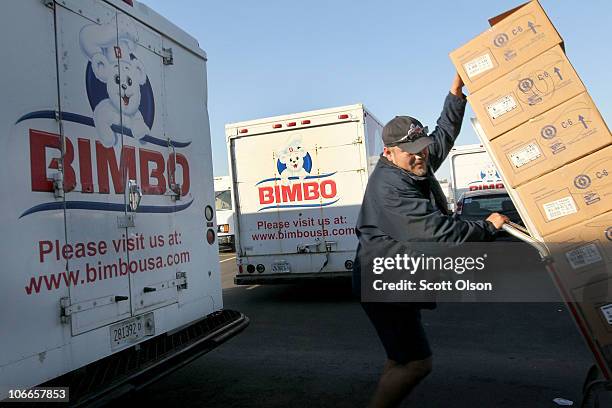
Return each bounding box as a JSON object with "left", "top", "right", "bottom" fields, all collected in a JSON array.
[{"left": 451, "top": 0, "right": 612, "bottom": 373}]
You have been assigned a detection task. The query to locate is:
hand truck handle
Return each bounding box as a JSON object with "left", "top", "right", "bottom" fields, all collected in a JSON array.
[{"left": 501, "top": 221, "right": 551, "bottom": 260}]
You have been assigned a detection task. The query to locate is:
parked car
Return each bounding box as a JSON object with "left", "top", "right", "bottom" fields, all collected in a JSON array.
[{"left": 454, "top": 188, "right": 524, "bottom": 240}]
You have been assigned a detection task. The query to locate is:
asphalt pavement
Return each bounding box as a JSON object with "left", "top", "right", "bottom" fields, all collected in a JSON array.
[{"left": 116, "top": 250, "right": 598, "bottom": 407}]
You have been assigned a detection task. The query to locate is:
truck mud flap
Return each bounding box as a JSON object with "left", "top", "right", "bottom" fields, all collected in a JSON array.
[
  {"left": 40, "top": 309, "right": 249, "bottom": 407},
  {"left": 235, "top": 271, "right": 352, "bottom": 285}
]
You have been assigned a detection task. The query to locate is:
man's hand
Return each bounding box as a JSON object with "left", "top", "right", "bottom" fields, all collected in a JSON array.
[
  {"left": 486, "top": 212, "right": 510, "bottom": 230},
  {"left": 450, "top": 72, "right": 465, "bottom": 98}
]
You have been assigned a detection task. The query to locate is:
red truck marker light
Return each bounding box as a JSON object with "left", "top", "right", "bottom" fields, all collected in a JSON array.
[
  {"left": 301, "top": 120, "right": 311, "bottom": 125},
  {"left": 239, "top": 129, "right": 248, "bottom": 134},
  {"left": 206, "top": 229, "right": 215, "bottom": 244},
  {"left": 338, "top": 114, "right": 349, "bottom": 119}
]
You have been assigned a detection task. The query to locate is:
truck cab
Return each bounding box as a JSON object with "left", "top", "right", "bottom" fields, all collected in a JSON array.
[{"left": 214, "top": 176, "right": 236, "bottom": 251}]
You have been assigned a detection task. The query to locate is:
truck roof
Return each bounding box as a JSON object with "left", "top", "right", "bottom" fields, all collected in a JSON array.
[
  {"left": 225, "top": 103, "right": 383, "bottom": 138},
  {"left": 106, "top": 0, "right": 207, "bottom": 60},
  {"left": 449, "top": 143, "right": 485, "bottom": 154}
]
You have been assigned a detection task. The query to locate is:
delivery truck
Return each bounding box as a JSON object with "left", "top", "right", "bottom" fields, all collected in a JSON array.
[
  {"left": 0, "top": 0, "right": 248, "bottom": 404},
  {"left": 448, "top": 144, "right": 504, "bottom": 209},
  {"left": 214, "top": 176, "right": 236, "bottom": 251},
  {"left": 226, "top": 104, "right": 383, "bottom": 284}
]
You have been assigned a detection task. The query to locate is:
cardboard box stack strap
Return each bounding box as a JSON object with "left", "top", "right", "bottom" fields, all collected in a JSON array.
[{"left": 451, "top": 0, "right": 612, "bottom": 374}]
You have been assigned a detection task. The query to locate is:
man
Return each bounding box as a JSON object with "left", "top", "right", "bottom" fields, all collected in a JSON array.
[{"left": 353, "top": 73, "right": 508, "bottom": 408}]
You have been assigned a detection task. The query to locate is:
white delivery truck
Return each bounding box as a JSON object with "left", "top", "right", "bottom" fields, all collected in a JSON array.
[
  {"left": 214, "top": 176, "right": 236, "bottom": 251},
  {"left": 448, "top": 144, "right": 505, "bottom": 210},
  {"left": 226, "top": 104, "right": 383, "bottom": 285},
  {"left": 1, "top": 0, "right": 247, "bottom": 404},
  {"left": 437, "top": 178, "right": 453, "bottom": 211}
]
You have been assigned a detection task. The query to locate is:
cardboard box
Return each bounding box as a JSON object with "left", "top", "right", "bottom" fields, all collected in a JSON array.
[
  {"left": 515, "top": 145, "right": 612, "bottom": 237},
  {"left": 468, "top": 45, "right": 585, "bottom": 140},
  {"left": 574, "top": 286, "right": 612, "bottom": 346},
  {"left": 490, "top": 92, "right": 612, "bottom": 187},
  {"left": 547, "top": 213, "right": 612, "bottom": 358},
  {"left": 450, "top": 0, "right": 562, "bottom": 93},
  {"left": 545, "top": 211, "right": 612, "bottom": 291}
]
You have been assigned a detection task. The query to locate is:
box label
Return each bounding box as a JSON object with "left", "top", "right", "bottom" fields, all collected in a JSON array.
[
  {"left": 509, "top": 143, "right": 542, "bottom": 168},
  {"left": 486, "top": 94, "right": 517, "bottom": 119},
  {"left": 600, "top": 304, "right": 612, "bottom": 325},
  {"left": 542, "top": 196, "right": 577, "bottom": 221},
  {"left": 583, "top": 192, "right": 601, "bottom": 206},
  {"left": 464, "top": 54, "right": 494, "bottom": 79},
  {"left": 550, "top": 141, "right": 566, "bottom": 155},
  {"left": 565, "top": 243, "right": 602, "bottom": 269}
]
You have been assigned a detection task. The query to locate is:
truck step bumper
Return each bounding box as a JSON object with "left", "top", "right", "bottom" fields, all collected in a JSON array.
[
  {"left": 41, "top": 309, "right": 249, "bottom": 408},
  {"left": 235, "top": 271, "right": 352, "bottom": 285}
]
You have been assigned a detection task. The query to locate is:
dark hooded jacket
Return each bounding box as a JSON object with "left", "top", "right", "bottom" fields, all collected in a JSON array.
[{"left": 352, "top": 92, "right": 497, "bottom": 303}]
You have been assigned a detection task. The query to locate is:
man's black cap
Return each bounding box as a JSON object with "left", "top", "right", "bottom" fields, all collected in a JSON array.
[{"left": 382, "top": 116, "right": 433, "bottom": 154}]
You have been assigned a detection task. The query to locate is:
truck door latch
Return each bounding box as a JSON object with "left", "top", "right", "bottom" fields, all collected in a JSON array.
[{"left": 162, "top": 47, "right": 173, "bottom": 65}]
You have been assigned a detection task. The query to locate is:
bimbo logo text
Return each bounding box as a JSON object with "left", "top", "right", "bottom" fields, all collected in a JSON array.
[{"left": 256, "top": 140, "right": 338, "bottom": 211}]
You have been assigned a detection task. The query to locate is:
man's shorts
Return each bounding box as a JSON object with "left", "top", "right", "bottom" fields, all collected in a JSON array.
[{"left": 361, "top": 302, "right": 432, "bottom": 364}]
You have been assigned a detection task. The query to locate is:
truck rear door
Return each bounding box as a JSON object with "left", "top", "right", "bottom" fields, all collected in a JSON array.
[
  {"left": 56, "top": 0, "right": 133, "bottom": 335},
  {"left": 231, "top": 113, "right": 365, "bottom": 259},
  {"left": 56, "top": 0, "right": 186, "bottom": 334}
]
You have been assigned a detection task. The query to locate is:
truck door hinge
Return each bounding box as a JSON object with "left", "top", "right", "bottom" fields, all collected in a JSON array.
[
  {"left": 117, "top": 214, "right": 135, "bottom": 228},
  {"left": 176, "top": 271, "right": 188, "bottom": 290},
  {"left": 53, "top": 172, "right": 64, "bottom": 198},
  {"left": 162, "top": 48, "right": 173, "bottom": 65},
  {"left": 169, "top": 184, "right": 182, "bottom": 201},
  {"left": 60, "top": 297, "right": 71, "bottom": 324}
]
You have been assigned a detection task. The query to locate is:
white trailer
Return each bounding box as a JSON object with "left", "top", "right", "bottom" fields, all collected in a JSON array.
[
  {"left": 1, "top": 0, "right": 247, "bottom": 404},
  {"left": 448, "top": 144, "right": 505, "bottom": 209},
  {"left": 214, "top": 176, "right": 236, "bottom": 250},
  {"left": 226, "top": 104, "right": 383, "bottom": 284}
]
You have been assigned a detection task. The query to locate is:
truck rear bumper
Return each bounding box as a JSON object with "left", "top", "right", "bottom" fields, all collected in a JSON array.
[
  {"left": 39, "top": 309, "right": 249, "bottom": 408},
  {"left": 235, "top": 271, "right": 352, "bottom": 285}
]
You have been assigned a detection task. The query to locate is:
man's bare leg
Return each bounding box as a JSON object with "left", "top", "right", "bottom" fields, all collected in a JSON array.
[{"left": 368, "top": 357, "right": 432, "bottom": 408}]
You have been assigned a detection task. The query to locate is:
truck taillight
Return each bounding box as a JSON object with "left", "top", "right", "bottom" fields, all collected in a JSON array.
[
  {"left": 206, "top": 229, "right": 215, "bottom": 244},
  {"left": 239, "top": 265, "right": 244, "bottom": 274},
  {"left": 218, "top": 224, "right": 230, "bottom": 233}
]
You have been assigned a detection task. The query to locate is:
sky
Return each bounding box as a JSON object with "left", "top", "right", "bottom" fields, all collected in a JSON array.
[{"left": 140, "top": 0, "right": 611, "bottom": 180}]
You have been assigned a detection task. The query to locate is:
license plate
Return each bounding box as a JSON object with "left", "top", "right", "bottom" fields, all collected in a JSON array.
[
  {"left": 110, "top": 312, "right": 154, "bottom": 350},
  {"left": 271, "top": 261, "right": 290, "bottom": 273}
]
